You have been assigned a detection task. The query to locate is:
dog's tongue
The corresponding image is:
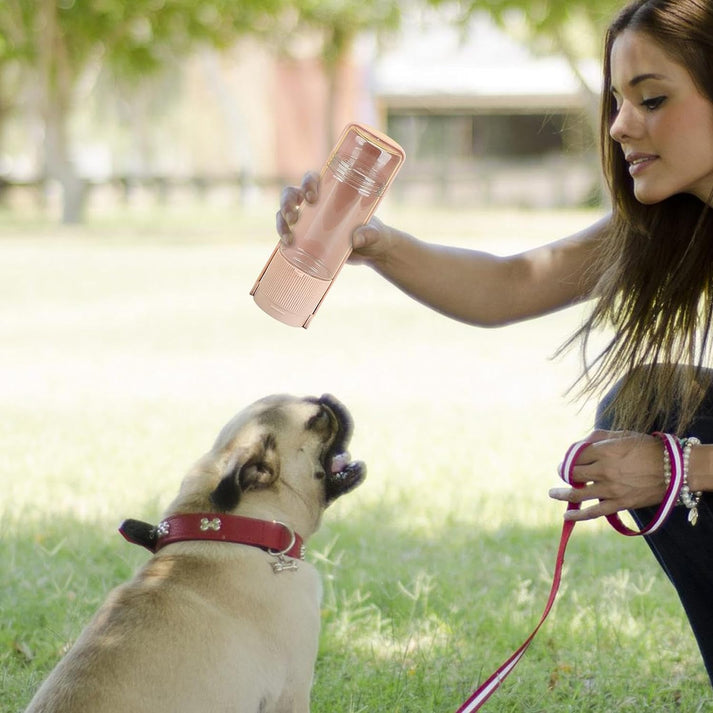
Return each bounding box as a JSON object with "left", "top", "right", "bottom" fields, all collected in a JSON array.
[{"left": 331, "top": 452, "right": 351, "bottom": 473}]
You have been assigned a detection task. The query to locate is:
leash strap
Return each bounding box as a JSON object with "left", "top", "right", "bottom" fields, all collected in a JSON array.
[
  {"left": 456, "top": 435, "right": 682, "bottom": 713},
  {"left": 455, "top": 516, "right": 577, "bottom": 713}
]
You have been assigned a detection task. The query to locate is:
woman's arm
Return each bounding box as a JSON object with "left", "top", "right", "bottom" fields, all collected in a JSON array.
[
  {"left": 351, "top": 215, "right": 608, "bottom": 327},
  {"left": 688, "top": 447, "right": 713, "bottom": 493},
  {"left": 277, "top": 171, "right": 609, "bottom": 327}
]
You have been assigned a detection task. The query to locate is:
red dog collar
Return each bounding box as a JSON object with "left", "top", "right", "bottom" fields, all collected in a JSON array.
[{"left": 119, "top": 513, "right": 305, "bottom": 560}]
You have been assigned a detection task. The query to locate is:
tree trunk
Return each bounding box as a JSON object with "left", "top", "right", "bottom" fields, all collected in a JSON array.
[
  {"left": 44, "top": 102, "right": 86, "bottom": 223},
  {"left": 322, "top": 26, "right": 352, "bottom": 154},
  {"left": 324, "top": 59, "right": 338, "bottom": 153},
  {"left": 0, "top": 95, "right": 7, "bottom": 206},
  {"left": 200, "top": 49, "right": 255, "bottom": 203},
  {"left": 37, "top": 0, "right": 85, "bottom": 224}
]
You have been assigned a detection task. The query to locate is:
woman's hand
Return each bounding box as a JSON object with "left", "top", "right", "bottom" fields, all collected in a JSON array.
[
  {"left": 276, "top": 171, "right": 400, "bottom": 265},
  {"left": 276, "top": 171, "right": 320, "bottom": 245},
  {"left": 548, "top": 430, "right": 667, "bottom": 521}
]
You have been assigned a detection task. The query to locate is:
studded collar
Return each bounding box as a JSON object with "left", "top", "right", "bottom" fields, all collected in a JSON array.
[{"left": 119, "top": 512, "right": 305, "bottom": 561}]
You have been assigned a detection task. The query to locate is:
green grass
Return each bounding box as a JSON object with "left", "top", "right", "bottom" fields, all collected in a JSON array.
[{"left": 1, "top": 200, "right": 711, "bottom": 712}]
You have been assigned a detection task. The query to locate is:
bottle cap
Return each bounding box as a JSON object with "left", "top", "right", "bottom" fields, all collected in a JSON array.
[{"left": 250, "top": 247, "right": 332, "bottom": 328}]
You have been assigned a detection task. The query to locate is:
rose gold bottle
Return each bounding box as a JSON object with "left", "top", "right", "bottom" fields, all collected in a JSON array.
[{"left": 251, "top": 122, "right": 405, "bottom": 328}]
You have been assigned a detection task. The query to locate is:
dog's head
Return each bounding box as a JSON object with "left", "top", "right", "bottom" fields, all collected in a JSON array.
[{"left": 168, "top": 394, "right": 365, "bottom": 537}]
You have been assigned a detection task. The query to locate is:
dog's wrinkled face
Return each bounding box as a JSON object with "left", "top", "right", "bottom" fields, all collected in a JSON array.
[{"left": 172, "top": 394, "right": 365, "bottom": 534}]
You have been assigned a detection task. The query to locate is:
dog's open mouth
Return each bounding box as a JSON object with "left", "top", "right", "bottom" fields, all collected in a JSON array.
[
  {"left": 318, "top": 394, "right": 366, "bottom": 503},
  {"left": 326, "top": 455, "right": 365, "bottom": 502}
]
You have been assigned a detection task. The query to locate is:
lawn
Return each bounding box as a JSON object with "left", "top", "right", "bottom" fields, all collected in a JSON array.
[{"left": 1, "top": 199, "right": 711, "bottom": 711}]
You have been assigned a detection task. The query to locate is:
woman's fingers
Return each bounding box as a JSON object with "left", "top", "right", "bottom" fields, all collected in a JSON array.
[
  {"left": 300, "top": 171, "right": 320, "bottom": 203},
  {"left": 277, "top": 171, "right": 321, "bottom": 244},
  {"left": 549, "top": 484, "right": 626, "bottom": 521}
]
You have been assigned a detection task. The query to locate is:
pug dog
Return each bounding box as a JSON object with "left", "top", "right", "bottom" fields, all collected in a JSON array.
[{"left": 24, "top": 394, "right": 365, "bottom": 713}]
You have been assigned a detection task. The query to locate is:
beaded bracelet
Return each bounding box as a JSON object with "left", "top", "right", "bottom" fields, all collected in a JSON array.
[
  {"left": 662, "top": 441, "right": 672, "bottom": 488},
  {"left": 679, "top": 436, "right": 702, "bottom": 526}
]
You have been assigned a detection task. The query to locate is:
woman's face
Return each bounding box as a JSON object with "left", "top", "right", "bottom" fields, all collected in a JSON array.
[{"left": 609, "top": 29, "right": 713, "bottom": 205}]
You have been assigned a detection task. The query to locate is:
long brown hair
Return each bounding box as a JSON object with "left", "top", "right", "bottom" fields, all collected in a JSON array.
[{"left": 571, "top": 0, "right": 713, "bottom": 434}]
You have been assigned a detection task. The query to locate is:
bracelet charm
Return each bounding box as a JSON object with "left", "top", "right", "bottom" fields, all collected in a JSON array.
[{"left": 680, "top": 437, "right": 702, "bottom": 526}]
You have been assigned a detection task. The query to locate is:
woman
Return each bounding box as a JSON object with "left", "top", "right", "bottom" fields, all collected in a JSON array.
[{"left": 277, "top": 0, "right": 713, "bottom": 683}]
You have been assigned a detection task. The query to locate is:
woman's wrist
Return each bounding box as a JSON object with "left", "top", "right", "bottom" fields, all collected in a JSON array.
[
  {"left": 686, "top": 442, "right": 713, "bottom": 493},
  {"left": 367, "top": 227, "right": 415, "bottom": 274}
]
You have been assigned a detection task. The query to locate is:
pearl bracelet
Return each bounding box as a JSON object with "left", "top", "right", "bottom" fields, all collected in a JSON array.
[
  {"left": 680, "top": 436, "right": 702, "bottom": 526},
  {"left": 662, "top": 443, "right": 672, "bottom": 488}
]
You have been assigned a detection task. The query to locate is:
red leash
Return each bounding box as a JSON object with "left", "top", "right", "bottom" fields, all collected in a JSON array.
[{"left": 455, "top": 433, "right": 683, "bottom": 713}]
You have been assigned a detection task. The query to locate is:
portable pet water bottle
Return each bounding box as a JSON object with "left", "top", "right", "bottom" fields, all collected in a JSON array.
[{"left": 250, "top": 122, "right": 405, "bottom": 328}]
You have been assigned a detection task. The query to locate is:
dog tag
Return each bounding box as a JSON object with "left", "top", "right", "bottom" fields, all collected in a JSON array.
[{"left": 271, "top": 554, "right": 299, "bottom": 574}]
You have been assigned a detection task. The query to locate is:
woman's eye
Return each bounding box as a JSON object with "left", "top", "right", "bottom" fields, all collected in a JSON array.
[{"left": 641, "top": 96, "right": 666, "bottom": 111}]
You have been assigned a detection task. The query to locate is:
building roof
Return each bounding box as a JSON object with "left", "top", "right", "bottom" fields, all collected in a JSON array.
[{"left": 372, "top": 12, "right": 601, "bottom": 112}]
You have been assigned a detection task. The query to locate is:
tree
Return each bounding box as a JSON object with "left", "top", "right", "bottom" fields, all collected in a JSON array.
[
  {"left": 0, "top": 2, "right": 34, "bottom": 194},
  {"left": 278, "top": 0, "right": 403, "bottom": 149},
  {"left": 0, "top": 0, "right": 283, "bottom": 223}
]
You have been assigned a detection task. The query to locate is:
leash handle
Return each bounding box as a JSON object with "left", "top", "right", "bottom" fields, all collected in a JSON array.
[
  {"left": 605, "top": 432, "right": 683, "bottom": 536},
  {"left": 455, "top": 435, "right": 681, "bottom": 712}
]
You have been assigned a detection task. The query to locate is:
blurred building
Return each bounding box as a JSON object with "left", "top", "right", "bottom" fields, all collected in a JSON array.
[
  {"left": 191, "top": 11, "right": 603, "bottom": 208},
  {"left": 372, "top": 13, "right": 602, "bottom": 207},
  {"left": 1, "top": 11, "right": 603, "bottom": 209}
]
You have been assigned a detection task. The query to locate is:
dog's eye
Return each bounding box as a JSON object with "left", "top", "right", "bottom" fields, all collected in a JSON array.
[{"left": 306, "top": 407, "right": 331, "bottom": 433}]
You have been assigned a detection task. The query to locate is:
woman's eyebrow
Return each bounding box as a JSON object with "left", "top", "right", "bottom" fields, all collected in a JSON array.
[
  {"left": 610, "top": 72, "right": 668, "bottom": 95},
  {"left": 629, "top": 72, "right": 668, "bottom": 86}
]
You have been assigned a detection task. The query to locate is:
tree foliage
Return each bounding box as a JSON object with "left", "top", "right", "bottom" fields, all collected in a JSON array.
[
  {"left": 427, "top": 0, "right": 623, "bottom": 55},
  {"left": 2, "top": 0, "right": 285, "bottom": 79},
  {"left": 292, "top": 0, "right": 402, "bottom": 68},
  {"left": 0, "top": 0, "right": 410, "bottom": 220},
  {"left": 1, "top": 0, "right": 622, "bottom": 221},
  {"left": 0, "top": 0, "right": 285, "bottom": 222},
  {"left": 272, "top": 0, "right": 404, "bottom": 147}
]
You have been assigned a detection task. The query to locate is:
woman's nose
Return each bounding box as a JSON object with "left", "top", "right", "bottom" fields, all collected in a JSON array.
[{"left": 609, "top": 102, "right": 641, "bottom": 143}]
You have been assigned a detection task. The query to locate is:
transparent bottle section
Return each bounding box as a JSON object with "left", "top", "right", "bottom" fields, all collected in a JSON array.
[{"left": 280, "top": 125, "right": 404, "bottom": 280}]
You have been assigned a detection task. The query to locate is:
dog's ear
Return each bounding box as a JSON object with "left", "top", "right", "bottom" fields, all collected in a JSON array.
[{"left": 210, "top": 435, "right": 279, "bottom": 511}]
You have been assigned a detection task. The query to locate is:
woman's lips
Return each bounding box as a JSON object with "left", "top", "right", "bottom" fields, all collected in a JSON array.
[{"left": 627, "top": 154, "right": 658, "bottom": 176}]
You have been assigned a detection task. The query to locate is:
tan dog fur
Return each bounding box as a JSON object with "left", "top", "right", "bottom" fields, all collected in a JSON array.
[{"left": 24, "top": 394, "right": 365, "bottom": 713}]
